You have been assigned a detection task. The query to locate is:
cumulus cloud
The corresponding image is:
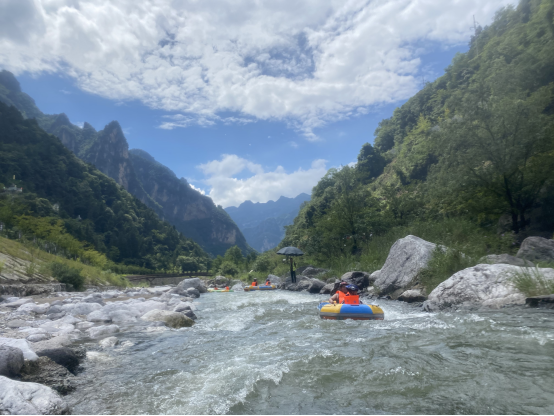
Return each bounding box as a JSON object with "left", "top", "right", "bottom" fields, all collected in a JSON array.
[
  {"left": 0, "top": 0, "right": 511, "bottom": 138},
  {"left": 189, "top": 183, "right": 206, "bottom": 196},
  {"left": 198, "top": 154, "right": 327, "bottom": 207}
]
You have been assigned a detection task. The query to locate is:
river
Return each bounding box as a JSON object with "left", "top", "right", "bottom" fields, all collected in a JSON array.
[{"left": 67, "top": 290, "right": 554, "bottom": 414}]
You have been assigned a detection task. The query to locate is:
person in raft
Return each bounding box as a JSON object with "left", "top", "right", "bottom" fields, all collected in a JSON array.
[
  {"left": 265, "top": 277, "right": 271, "bottom": 286},
  {"left": 328, "top": 282, "right": 360, "bottom": 304},
  {"left": 252, "top": 278, "right": 258, "bottom": 286}
]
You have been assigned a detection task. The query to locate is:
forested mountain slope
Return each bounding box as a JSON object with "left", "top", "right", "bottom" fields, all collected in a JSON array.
[
  {"left": 0, "top": 72, "right": 250, "bottom": 256},
  {"left": 225, "top": 194, "right": 311, "bottom": 252},
  {"left": 282, "top": 0, "right": 554, "bottom": 262},
  {"left": 0, "top": 102, "right": 209, "bottom": 270},
  {"left": 130, "top": 149, "right": 249, "bottom": 256}
]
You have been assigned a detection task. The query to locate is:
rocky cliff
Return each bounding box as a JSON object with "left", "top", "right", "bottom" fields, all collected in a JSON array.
[{"left": 0, "top": 70, "right": 249, "bottom": 257}]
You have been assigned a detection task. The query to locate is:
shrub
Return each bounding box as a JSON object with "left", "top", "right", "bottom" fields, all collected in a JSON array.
[
  {"left": 510, "top": 267, "right": 554, "bottom": 297},
  {"left": 24, "top": 262, "right": 36, "bottom": 277},
  {"left": 419, "top": 247, "right": 475, "bottom": 292},
  {"left": 219, "top": 261, "right": 239, "bottom": 278},
  {"left": 0, "top": 260, "right": 4, "bottom": 274},
  {"left": 253, "top": 256, "right": 271, "bottom": 273},
  {"left": 49, "top": 261, "right": 85, "bottom": 290}
]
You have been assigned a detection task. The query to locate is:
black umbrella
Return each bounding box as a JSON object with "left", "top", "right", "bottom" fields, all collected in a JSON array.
[{"left": 276, "top": 246, "right": 304, "bottom": 256}]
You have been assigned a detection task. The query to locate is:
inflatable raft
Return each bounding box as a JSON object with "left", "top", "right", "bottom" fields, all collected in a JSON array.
[
  {"left": 318, "top": 302, "right": 384, "bottom": 320},
  {"left": 207, "top": 288, "right": 233, "bottom": 292},
  {"left": 244, "top": 284, "right": 276, "bottom": 291}
]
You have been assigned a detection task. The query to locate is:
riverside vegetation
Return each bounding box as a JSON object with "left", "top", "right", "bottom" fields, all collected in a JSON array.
[{"left": 259, "top": 0, "right": 554, "bottom": 296}]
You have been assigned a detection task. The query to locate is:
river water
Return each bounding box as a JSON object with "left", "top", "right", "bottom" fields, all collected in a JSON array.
[{"left": 67, "top": 290, "right": 554, "bottom": 414}]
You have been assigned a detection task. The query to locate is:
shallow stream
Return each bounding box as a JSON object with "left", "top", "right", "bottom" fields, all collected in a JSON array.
[{"left": 68, "top": 291, "right": 554, "bottom": 414}]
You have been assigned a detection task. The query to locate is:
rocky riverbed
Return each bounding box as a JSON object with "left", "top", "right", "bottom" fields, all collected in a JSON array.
[{"left": 0, "top": 278, "right": 206, "bottom": 414}]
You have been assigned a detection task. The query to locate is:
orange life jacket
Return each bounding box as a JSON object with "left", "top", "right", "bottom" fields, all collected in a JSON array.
[
  {"left": 252, "top": 282, "right": 257, "bottom": 286},
  {"left": 338, "top": 291, "right": 359, "bottom": 305},
  {"left": 265, "top": 281, "right": 271, "bottom": 286}
]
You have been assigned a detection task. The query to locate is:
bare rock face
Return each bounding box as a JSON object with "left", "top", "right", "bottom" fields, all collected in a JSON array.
[
  {"left": 516, "top": 237, "right": 554, "bottom": 264},
  {"left": 0, "top": 375, "right": 70, "bottom": 414},
  {"left": 374, "top": 235, "right": 437, "bottom": 296},
  {"left": 424, "top": 264, "right": 554, "bottom": 311},
  {"left": 480, "top": 254, "right": 534, "bottom": 267}
]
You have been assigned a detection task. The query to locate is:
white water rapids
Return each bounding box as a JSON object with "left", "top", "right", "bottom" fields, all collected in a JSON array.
[{"left": 67, "top": 290, "right": 554, "bottom": 414}]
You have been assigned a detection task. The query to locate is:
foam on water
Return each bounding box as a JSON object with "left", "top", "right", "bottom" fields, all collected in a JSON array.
[{"left": 68, "top": 290, "right": 554, "bottom": 414}]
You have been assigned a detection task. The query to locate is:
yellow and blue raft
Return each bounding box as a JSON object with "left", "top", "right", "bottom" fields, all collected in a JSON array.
[
  {"left": 244, "top": 284, "right": 276, "bottom": 291},
  {"left": 318, "top": 302, "right": 384, "bottom": 320}
]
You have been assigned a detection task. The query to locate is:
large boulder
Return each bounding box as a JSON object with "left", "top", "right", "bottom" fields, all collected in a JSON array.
[
  {"left": 20, "top": 357, "right": 75, "bottom": 395},
  {"left": 307, "top": 279, "right": 326, "bottom": 293},
  {"left": 299, "top": 267, "right": 327, "bottom": 278},
  {"left": 0, "top": 337, "right": 38, "bottom": 360},
  {"left": 0, "top": 345, "right": 24, "bottom": 378},
  {"left": 172, "top": 301, "right": 194, "bottom": 313},
  {"left": 86, "top": 310, "right": 112, "bottom": 323},
  {"left": 17, "top": 302, "right": 50, "bottom": 314},
  {"left": 340, "top": 271, "right": 374, "bottom": 289},
  {"left": 0, "top": 376, "right": 69, "bottom": 414},
  {"left": 319, "top": 283, "right": 334, "bottom": 294},
  {"left": 516, "top": 237, "right": 554, "bottom": 264},
  {"left": 374, "top": 235, "right": 437, "bottom": 296},
  {"left": 266, "top": 275, "right": 281, "bottom": 284},
  {"left": 61, "top": 302, "right": 102, "bottom": 316},
  {"left": 141, "top": 310, "right": 194, "bottom": 328},
  {"left": 186, "top": 288, "right": 200, "bottom": 298},
  {"left": 36, "top": 348, "right": 79, "bottom": 374},
  {"left": 424, "top": 264, "right": 554, "bottom": 311},
  {"left": 177, "top": 278, "right": 207, "bottom": 293},
  {"left": 480, "top": 254, "right": 534, "bottom": 267}
]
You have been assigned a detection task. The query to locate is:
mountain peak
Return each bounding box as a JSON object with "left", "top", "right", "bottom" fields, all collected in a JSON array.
[
  {"left": 0, "top": 70, "right": 21, "bottom": 93},
  {"left": 83, "top": 122, "right": 96, "bottom": 132},
  {"left": 130, "top": 148, "right": 156, "bottom": 163}
]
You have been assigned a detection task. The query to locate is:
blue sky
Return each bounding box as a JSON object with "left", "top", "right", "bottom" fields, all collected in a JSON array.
[{"left": 1, "top": 0, "right": 512, "bottom": 207}]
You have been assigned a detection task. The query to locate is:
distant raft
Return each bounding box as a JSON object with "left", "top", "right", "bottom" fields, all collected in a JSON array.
[
  {"left": 318, "top": 302, "right": 384, "bottom": 320},
  {"left": 244, "top": 284, "right": 277, "bottom": 291},
  {"left": 207, "top": 288, "right": 234, "bottom": 292}
]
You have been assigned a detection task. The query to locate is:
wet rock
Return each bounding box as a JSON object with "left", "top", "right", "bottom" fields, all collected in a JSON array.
[
  {"left": 231, "top": 283, "right": 244, "bottom": 291},
  {"left": 182, "top": 310, "right": 197, "bottom": 320},
  {"left": 47, "top": 312, "right": 66, "bottom": 320},
  {"left": 398, "top": 289, "right": 427, "bottom": 303},
  {"left": 132, "top": 300, "right": 167, "bottom": 316},
  {"left": 141, "top": 310, "right": 194, "bottom": 328},
  {"left": 27, "top": 334, "right": 50, "bottom": 343},
  {"left": 86, "top": 309, "right": 113, "bottom": 323},
  {"left": 36, "top": 347, "right": 79, "bottom": 373},
  {"left": 424, "top": 264, "right": 554, "bottom": 311},
  {"left": 0, "top": 345, "right": 24, "bottom": 377},
  {"left": 480, "top": 254, "right": 535, "bottom": 267},
  {"left": 86, "top": 324, "right": 120, "bottom": 339},
  {"left": 319, "top": 283, "right": 334, "bottom": 294},
  {"left": 176, "top": 278, "right": 207, "bottom": 293},
  {"left": 375, "top": 235, "right": 437, "bottom": 296},
  {"left": 0, "top": 337, "right": 38, "bottom": 360},
  {"left": 47, "top": 305, "right": 64, "bottom": 315},
  {"left": 517, "top": 237, "right": 554, "bottom": 264},
  {"left": 308, "top": 279, "right": 326, "bottom": 293},
  {"left": 340, "top": 271, "right": 374, "bottom": 289},
  {"left": 99, "top": 336, "right": 119, "bottom": 348},
  {"left": 20, "top": 356, "right": 75, "bottom": 395},
  {"left": 186, "top": 287, "right": 200, "bottom": 298},
  {"left": 525, "top": 294, "right": 554, "bottom": 309},
  {"left": 0, "top": 375, "right": 70, "bottom": 414},
  {"left": 38, "top": 320, "right": 75, "bottom": 335},
  {"left": 173, "top": 301, "right": 194, "bottom": 313}
]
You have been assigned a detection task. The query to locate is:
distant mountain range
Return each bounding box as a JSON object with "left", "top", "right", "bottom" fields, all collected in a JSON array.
[
  {"left": 0, "top": 70, "right": 250, "bottom": 256},
  {"left": 225, "top": 193, "right": 311, "bottom": 252}
]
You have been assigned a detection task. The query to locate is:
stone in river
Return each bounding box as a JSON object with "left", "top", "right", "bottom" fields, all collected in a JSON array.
[
  {"left": 17, "top": 302, "right": 50, "bottom": 314},
  {"left": 86, "top": 324, "right": 120, "bottom": 339},
  {"left": 374, "top": 235, "right": 437, "bottom": 296},
  {"left": 0, "top": 345, "right": 24, "bottom": 377},
  {"left": 27, "top": 334, "right": 50, "bottom": 343},
  {"left": 141, "top": 310, "right": 194, "bottom": 328},
  {"left": 20, "top": 356, "right": 75, "bottom": 395},
  {"left": 0, "top": 375, "right": 70, "bottom": 414},
  {"left": 397, "top": 289, "right": 427, "bottom": 303},
  {"left": 99, "top": 337, "right": 119, "bottom": 348},
  {"left": 7, "top": 319, "right": 29, "bottom": 328},
  {"left": 75, "top": 321, "right": 95, "bottom": 330},
  {"left": 0, "top": 337, "right": 38, "bottom": 360},
  {"left": 87, "top": 309, "right": 112, "bottom": 323},
  {"left": 36, "top": 347, "right": 79, "bottom": 373}
]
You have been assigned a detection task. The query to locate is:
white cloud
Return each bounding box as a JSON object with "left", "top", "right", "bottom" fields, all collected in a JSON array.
[
  {"left": 189, "top": 183, "right": 206, "bottom": 195},
  {"left": 198, "top": 154, "right": 327, "bottom": 207},
  {"left": 0, "top": 0, "right": 512, "bottom": 138}
]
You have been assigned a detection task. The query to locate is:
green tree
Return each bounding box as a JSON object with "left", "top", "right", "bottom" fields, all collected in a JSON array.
[
  {"left": 219, "top": 261, "right": 239, "bottom": 277},
  {"left": 224, "top": 245, "right": 243, "bottom": 266},
  {"left": 177, "top": 256, "right": 199, "bottom": 272},
  {"left": 253, "top": 255, "right": 271, "bottom": 273},
  {"left": 434, "top": 84, "right": 554, "bottom": 233},
  {"left": 356, "top": 143, "right": 386, "bottom": 182}
]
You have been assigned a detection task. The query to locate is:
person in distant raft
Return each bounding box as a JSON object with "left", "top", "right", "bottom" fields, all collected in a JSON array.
[
  {"left": 328, "top": 282, "right": 360, "bottom": 304},
  {"left": 265, "top": 277, "right": 271, "bottom": 286},
  {"left": 252, "top": 278, "right": 257, "bottom": 286},
  {"left": 290, "top": 258, "right": 297, "bottom": 283}
]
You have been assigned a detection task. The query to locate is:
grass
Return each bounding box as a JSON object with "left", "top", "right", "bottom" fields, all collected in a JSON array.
[
  {"left": 510, "top": 267, "right": 554, "bottom": 297},
  {"left": 0, "top": 260, "right": 4, "bottom": 274},
  {"left": 0, "top": 235, "right": 130, "bottom": 288},
  {"left": 419, "top": 247, "right": 475, "bottom": 292}
]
